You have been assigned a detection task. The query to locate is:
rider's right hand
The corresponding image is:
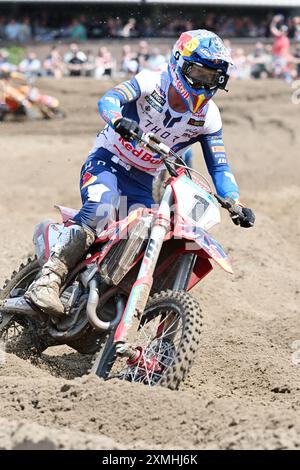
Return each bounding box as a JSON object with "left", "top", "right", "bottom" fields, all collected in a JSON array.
[{"left": 114, "top": 117, "right": 143, "bottom": 142}]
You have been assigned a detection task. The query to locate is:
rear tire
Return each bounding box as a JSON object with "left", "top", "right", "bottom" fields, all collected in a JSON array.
[{"left": 0, "top": 257, "right": 48, "bottom": 357}]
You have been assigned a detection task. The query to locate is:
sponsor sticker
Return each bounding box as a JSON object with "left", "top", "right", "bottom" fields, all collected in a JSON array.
[
  {"left": 212, "top": 146, "right": 225, "bottom": 153},
  {"left": 155, "top": 85, "right": 166, "bottom": 98},
  {"left": 114, "top": 137, "right": 163, "bottom": 166},
  {"left": 151, "top": 90, "right": 166, "bottom": 106},
  {"left": 188, "top": 118, "right": 205, "bottom": 127},
  {"left": 145, "top": 95, "right": 163, "bottom": 113}
]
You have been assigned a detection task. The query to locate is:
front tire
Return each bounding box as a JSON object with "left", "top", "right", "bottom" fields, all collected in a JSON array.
[{"left": 94, "top": 290, "right": 202, "bottom": 390}]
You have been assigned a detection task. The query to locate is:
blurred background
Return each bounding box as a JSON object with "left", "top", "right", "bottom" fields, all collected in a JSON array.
[{"left": 0, "top": 0, "right": 300, "bottom": 81}]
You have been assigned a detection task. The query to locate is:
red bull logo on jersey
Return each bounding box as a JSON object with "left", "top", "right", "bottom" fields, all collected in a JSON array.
[{"left": 114, "top": 137, "right": 163, "bottom": 166}]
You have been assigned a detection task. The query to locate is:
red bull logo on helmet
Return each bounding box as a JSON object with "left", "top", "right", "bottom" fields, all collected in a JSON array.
[{"left": 170, "top": 64, "right": 189, "bottom": 100}]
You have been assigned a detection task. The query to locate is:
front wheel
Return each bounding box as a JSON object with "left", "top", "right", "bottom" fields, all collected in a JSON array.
[{"left": 93, "top": 290, "right": 202, "bottom": 390}]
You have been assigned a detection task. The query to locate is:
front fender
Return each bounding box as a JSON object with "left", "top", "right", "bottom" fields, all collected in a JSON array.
[{"left": 174, "top": 224, "right": 233, "bottom": 274}]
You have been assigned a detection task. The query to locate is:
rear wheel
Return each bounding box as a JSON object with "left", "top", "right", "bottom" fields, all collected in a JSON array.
[
  {"left": 0, "top": 257, "right": 48, "bottom": 357},
  {"left": 93, "top": 290, "right": 202, "bottom": 390}
]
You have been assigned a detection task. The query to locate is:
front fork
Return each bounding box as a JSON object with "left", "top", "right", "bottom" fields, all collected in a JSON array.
[{"left": 113, "top": 186, "right": 173, "bottom": 353}]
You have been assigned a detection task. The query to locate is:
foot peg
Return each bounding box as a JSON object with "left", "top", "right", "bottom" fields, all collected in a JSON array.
[{"left": 0, "top": 297, "right": 41, "bottom": 318}]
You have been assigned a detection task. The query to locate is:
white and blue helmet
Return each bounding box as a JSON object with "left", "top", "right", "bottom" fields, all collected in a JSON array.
[{"left": 169, "top": 30, "right": 233, "bottom": 113}]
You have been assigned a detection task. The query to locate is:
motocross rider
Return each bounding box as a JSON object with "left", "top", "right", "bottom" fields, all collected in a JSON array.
[
  {"left": 0, "top": 70, "right": 35, "bottom": 118},
  {"left": 26, "top": 30, "right": 255, "bottom": 316}
]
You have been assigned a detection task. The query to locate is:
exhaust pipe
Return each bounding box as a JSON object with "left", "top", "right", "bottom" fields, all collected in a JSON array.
[{"left": 86, "top": 279, "right": 125, "bottom": 332}]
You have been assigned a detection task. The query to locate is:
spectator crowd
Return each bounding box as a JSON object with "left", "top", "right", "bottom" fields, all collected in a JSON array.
[
  {"left": 1, "top": 15, "right": 300, "bottom": 82},
  {"left": 0, "top": 12, "right": 300, "bottom": 43}
]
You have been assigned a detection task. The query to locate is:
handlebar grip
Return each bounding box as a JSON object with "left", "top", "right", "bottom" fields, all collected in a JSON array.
[
  {"left": 149, "top": 134, "right": 161, "bottom": 144},
  {"left": 229, "top": 204, "right": 244, "bottom": 217}
]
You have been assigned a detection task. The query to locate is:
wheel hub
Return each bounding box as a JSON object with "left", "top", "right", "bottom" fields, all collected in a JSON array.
[{"left": 127, "top": 346, "right": 162, "bottom": 373}]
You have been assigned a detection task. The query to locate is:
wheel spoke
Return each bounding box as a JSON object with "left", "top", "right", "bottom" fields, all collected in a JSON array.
[{"left": 113, "top": 309, "right": 183, "bottom": 386}]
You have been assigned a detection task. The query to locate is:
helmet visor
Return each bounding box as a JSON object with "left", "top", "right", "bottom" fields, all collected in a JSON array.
[{"left": 182, "top": 61, "right": 228, "bottom": 90}]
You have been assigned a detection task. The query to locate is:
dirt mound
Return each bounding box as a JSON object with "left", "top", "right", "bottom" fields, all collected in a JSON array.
[
  {"left": 0, "top": 417, "right": 123, "bottom": 450},
  {"left": 0, "top": 77, "right": 299, "bottom": 449}
]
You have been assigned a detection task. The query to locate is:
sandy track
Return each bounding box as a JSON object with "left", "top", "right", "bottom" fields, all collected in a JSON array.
[{"left": 0, "top": 78, "right": 300, "bottom": 449}]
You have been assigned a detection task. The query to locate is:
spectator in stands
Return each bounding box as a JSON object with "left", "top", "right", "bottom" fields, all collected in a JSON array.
[
  {"left": 69, "top": 18, "right": 87, "bottom": 41},
  {"left": 19, "top": 17, "right": 32, "bottom": 43},
  {"left": 43, "top": 46, "right": 65, "bottom": 78},
  {"left": 147, "top": 48, "right": 166, "bottom": 71},
  {"left": 137, "top": 40, "right": 150, "bottom": 71},
  {"left": 0, "top": 16, "right": 6, "bottom": 40},
  {"left": 140, "top": 18, "right": 154, "bottom": 38},
  {"left": 121, "top": 18, "right": 137, "bottom": 38},
  {"left": 270, "top": 14, "right": 291, "bottom": 80},
  {"left": 33, "top": 18, "right": 54, "bottom": 42},
  {"left": 84, "top": 49, "right": 96, "bottom": 77},
  {"left": 121, "top": 44, "right": 138, "bottom": 76},
  {"left": 219, "top": 17, "right": 236, "bottom": 37},
  {"left": 230, "top": 48, "right": 250, "bottom": 80},
  {"left": 19, "top": 52, "right": 41, "bottom": 77},
  {"left": 293, "top": 45, "right": 300, "bottom": 78},
  {"left": 4, "top": 18, "right": 21, "bottom": 41},
  {"left": 0, "top": 48, "right": 16, "bottom": 74},
  {"left": 248, "top": 42, "right": 272, "bottom": 79},
  {"left": 64, "top": 43, "right": 87, "bottom": 76},
  {"left": 106, "top": 17, "right": 122, "bottom": 38},
  {"left": 204, "top": 13, "right": 216, "bottom": 32},
  {"left": 292, "top": 16, "right": 300, "bottom": 42},
  {"left": 94, "top": 47, "right": 114, "bottom": 79}
]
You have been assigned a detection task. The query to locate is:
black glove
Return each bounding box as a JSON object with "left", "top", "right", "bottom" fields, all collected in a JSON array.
[
  {"left": 230, "top": 205, "right": 255, "bottom": 228},
  {"left": 114, "top": 117, "right": 143, "bottom": 142}
]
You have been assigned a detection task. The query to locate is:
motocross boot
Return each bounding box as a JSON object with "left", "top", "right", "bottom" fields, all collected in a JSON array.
[{"left": 25, "top": 224, "right": 95, "bottom": 316}]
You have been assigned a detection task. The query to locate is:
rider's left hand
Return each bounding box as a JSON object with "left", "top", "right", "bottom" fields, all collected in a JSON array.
[{"left": 230, "top": 203, "right": 255, "bottom": 228}]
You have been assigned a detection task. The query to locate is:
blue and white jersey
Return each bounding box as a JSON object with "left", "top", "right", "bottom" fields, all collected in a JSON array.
[{"left": 94, "top": 68, "right": 239, "bottom": 200}]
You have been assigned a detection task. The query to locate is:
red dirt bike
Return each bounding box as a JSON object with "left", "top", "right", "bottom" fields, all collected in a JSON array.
[{"left": 0, "top": 132, "right": 245, "bottom": 389}]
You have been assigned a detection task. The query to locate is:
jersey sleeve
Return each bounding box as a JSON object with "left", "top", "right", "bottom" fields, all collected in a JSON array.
[
  {"left": 98, "top": 77, "right": 141, "bottom": 128},
  {"left": 202, "top": 100, "right": 223, "bottom": 135},
  {"left": 200, "top": 128, "right": 240, "bottom": 201}
]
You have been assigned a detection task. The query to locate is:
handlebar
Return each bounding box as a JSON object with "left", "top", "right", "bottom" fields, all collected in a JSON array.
[
  {"left": 129, "top": 129, "right": 245, "bottom": 219},
  {"left": 214, "top": 193, "right": 246, "bottom": 220}
]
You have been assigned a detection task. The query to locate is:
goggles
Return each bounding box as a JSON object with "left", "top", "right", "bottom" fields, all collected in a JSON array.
[{"left": 182, "top": 61, "right": 229, "bottom": 91}]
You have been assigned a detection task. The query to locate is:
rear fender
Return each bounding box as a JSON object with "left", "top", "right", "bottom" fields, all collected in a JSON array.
[{"left": 55, "top": 205, "right": 78, "bottom": 224}]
